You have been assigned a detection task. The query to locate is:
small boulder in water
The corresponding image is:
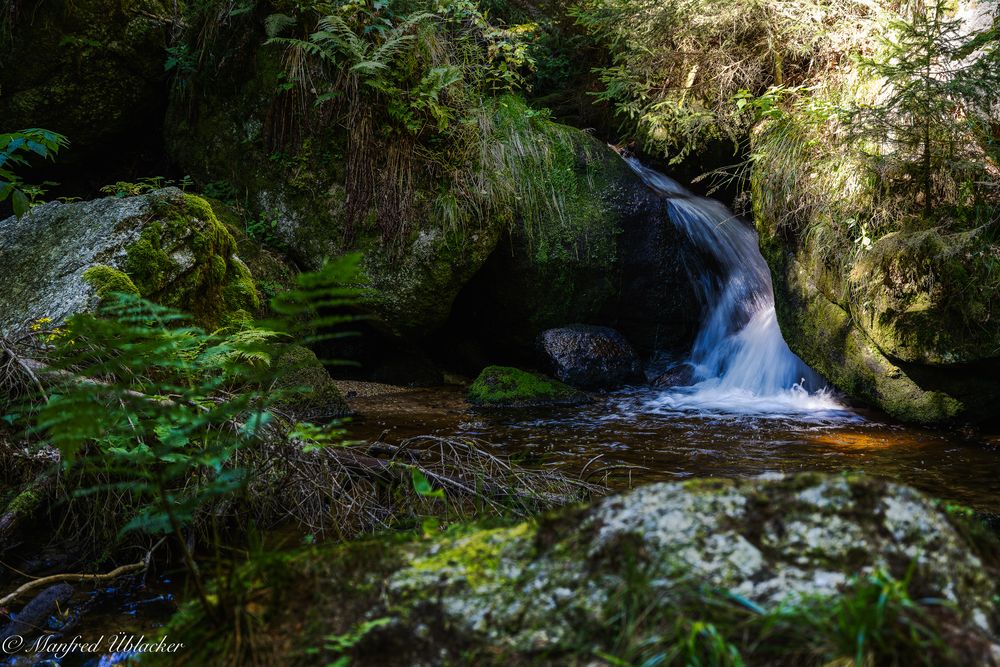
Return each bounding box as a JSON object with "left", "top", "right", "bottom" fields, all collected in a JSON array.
[
  {"left": 653, "top": 362, "right": 696, "bottom": 388},
  {"left": 538, "top": 325, "right": 644, "bottom": 389},
  {"left": 467, "top": 366, "right": 589, "bottom": 408}
]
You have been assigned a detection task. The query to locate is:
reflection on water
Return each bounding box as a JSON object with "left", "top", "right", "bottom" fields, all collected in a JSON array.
[{"left": 346, "top": 385, "right": 1000, "bottom": 514}]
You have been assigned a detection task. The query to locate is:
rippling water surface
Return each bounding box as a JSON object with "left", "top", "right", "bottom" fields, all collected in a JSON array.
[{"left": 347, "top": 385, "right": 1000, "bottom": 513}]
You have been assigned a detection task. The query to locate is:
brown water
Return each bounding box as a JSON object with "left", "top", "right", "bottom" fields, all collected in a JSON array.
[{"left": 345, "top": 384, "right": 1000, "bottom": 514}]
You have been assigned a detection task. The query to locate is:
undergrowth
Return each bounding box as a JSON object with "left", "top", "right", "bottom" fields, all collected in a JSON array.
[{"left": 595, "top": 561, "right": 988, "bottom": 667}]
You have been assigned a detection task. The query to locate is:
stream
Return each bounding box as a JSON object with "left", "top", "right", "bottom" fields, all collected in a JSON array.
[{"left": 346, "top": 385, "right": 1000, "bottom": 514}]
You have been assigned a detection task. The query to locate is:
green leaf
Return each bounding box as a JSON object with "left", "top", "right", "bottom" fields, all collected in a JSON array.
[
  {"left": 410, "top": 468, "right": 444, "bottom": 499},
  {"left": 11, "top": 188, "right": 29, "bottom": 217}
]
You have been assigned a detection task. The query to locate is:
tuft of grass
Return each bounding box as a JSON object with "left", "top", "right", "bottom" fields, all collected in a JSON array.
[{"left": 595, "top": 561, "right": 981, "bottom": 667}]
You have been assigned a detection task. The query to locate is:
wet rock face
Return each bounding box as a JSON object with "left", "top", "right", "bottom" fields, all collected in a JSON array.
[
  {"left": 538, "top": 325, "right": 644, "bottom": 389},
  {"left": 652, "top": 362, "right": 695, "bottom": 387},
  {"left": 758, "top": 220, "right": 1000, "bottom": 425},
  {"left": 0, "top": 189, "right": 258, "bottom": 334}
]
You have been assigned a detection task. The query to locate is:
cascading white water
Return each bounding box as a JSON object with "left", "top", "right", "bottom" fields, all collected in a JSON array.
[{"left": 625, "top": 158, "right": 852, "bottom": 419}]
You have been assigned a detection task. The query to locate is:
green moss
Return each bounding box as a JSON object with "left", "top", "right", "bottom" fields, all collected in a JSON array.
[
  {"left": 467, "top": 365, "right": 588, "bottom": 408},
  {"left": 273, "top": 344, "right": 350, "bottom": 420},
  {"left": 849, "top": 228, "right": 1000, "bottom": 365},
  {"left": 409, "top": 522, "right": 535, "bottom": 589},
  {"left": 121, "top": 191, "right": 260, "bottom": 329},
  {"left": 4, "top": 487, "right": 41, "bottom": 517},
  {"left": 82, "top": 264, "right": 140, "bottom": 298}
]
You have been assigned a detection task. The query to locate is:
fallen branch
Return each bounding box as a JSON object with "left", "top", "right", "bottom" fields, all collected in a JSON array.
[{"left": 0, "top": 538, "right": 164, "bottom": 607}]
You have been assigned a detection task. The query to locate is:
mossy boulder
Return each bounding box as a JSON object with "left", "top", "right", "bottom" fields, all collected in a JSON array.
[
  {"left": 164, "top": 23, "right": 700, "bottom": 348},
  {"left": 0, "top": 188, "right": 258, "bottom": 334},
  {"left": 467, "top": 365, "right": 589, "bottom": 408},
  {"left": 848, "top": 228, "right": 1000, "bottom": 365},
  {"left": 273, "top": 345, "right": 350, "bottom": 421},
  {"left": 161, "top": 473, "right": 1000, "bottom": 666},
  {"left": 754, "top": 169, "right": 1000, "bottom": 424}
]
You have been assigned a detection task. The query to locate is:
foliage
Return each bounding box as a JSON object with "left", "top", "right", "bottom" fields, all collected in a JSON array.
[
  {"left": 750, "top": 0, "right": 1000, "bottom": 262},
  {"left": 28, "top": 253, "right": 365, "bottom": 623},
  {"left": 34, "top": 295, "right": 278, "bottom": 610},
  {"left": 569, "top": 0, "right": 888, "bottom": 163},
  {"left": 99, "top": 176, "right": 193, "bottom": 198},
  {"left": 0, "top": 128, "right": 68, "bottom": 217},
  {"left": 244, "top": 209, "right": 283, "bottom": 244},
  {"left": 264, "top": 0, "right": 532, "bottom": 242},
  {"left": 850, "top": 0, "right": 1000, "bottom": 218}
]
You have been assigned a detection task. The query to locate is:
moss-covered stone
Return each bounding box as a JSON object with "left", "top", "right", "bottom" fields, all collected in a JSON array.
[
  {"left": 849, "top": 227, "right": 1000, "bottom": 365},
  {"left": 81, "top": 265, "right": 140, "bottom": 298},
  {"left": 751, "top": 147, "right": 1000, "bottom": 425},
  {"left": 0, "top": 188, "right": 260, "bottom": 334},
  {"left": 467, "top": 365, "right": 589, "bottom": 408},
  {"left": 156, "top": 473, "right": 1000, "bottom": 666},
  {"left": 273, "top": 345, "right": 350, "bottom": 421},
  {"left": 120, "top": 191, "right": 260, "bottom": 328}
]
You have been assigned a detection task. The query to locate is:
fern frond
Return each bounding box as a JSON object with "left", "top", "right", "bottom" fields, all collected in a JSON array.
[{"left": 264, "top": 13, "right": 297, "bottom": 38}]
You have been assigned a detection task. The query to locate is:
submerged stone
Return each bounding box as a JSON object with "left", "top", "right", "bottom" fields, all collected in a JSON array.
[{"left": 652, "top": 361, "right": 696, "bottom": 388}]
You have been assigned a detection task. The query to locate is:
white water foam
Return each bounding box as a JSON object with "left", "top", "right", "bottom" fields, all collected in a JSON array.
[{"left": 625, "top": 158, "right": 855, "bottom": 420}]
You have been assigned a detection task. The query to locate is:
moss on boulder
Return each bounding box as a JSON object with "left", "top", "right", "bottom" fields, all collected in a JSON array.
[
  {"left": 0, "top": 188, "right": 258, "bottom": 333},
  {"left": 81, "top": 265, "right": 140, "bottom": 298},
  {"left": 849, "top": 227, "right": 1000, "bottom": 365},
  {"left": 467, "top": 365, "right": 589, "bottom": 408},
  {"left": 158, "top": 473, "right": 1000, "bottom": 666},
  {"left": 752, "top": 147, "right": 1000, "bottom": 425},
  {"left": 273, "top": 345, "right": 350, "bottom": 421},
  {"left": 122, "top": 192, "right": 260, "bottom": 328}
]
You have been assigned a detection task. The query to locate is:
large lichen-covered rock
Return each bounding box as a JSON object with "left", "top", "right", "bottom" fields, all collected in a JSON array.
[
  {"left": 161, "top": 473, "right": 1000, "bottom": 666},
  {"left": 0, "top": 188, "right": 258, "bottom": 333},
  {"left": 0, "top": 0, "right": 171, "bottom": 161},
  {"left": 467, "top": 365, "right": 589, "bottom": 408}
]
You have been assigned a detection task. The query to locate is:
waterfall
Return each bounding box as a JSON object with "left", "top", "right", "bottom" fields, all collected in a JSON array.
[{"left": 625, "top": 158, "right": 851, "bottom": 418}]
